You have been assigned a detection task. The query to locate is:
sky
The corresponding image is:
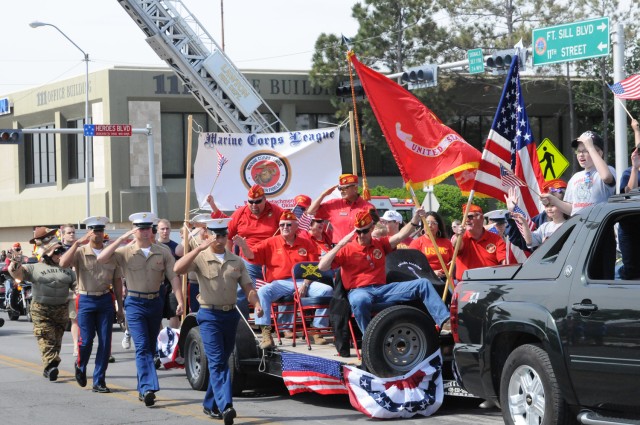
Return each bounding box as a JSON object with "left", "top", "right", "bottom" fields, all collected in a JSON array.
[{"left": 2, "top": 0, "right": 360, "bottom": 96}]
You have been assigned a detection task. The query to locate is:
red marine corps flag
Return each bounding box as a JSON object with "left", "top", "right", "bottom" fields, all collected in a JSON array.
[{"left": 349, "top": 54, "right": 481, "bottom": 189}]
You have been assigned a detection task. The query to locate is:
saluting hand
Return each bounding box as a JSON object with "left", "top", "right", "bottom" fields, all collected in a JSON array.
[{"left": 321, "top": 185, "right": 338, "bottom": 197}]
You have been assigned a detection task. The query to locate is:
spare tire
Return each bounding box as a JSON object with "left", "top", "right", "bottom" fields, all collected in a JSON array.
[
  {"left": 362, "top": 305, "right": 439, "bottom": 377},
  {"left": 185, "top": 327, "right": 208, "bottom": 391}
]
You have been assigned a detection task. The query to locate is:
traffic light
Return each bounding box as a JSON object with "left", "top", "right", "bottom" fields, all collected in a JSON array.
[
  {"left": 486, "top": 49, "right": 528, "bottom": 73},
  {"left": 335, "top": 81, "right": 365, "bottom": 101},
  {"left": 401, "top": 65, "right": 438, "bottom": 90},
  {"left": 0, "top": 129, "right": 22, "bottom": 145}
]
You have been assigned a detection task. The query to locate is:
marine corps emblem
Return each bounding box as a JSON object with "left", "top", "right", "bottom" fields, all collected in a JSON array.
[{"left": 242, "top": 151, "right": 291, "bottom": 196}]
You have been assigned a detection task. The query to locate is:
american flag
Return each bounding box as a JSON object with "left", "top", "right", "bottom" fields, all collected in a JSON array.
[
  {"left": 216, "top": 149, "right": 229, "bottom": 177},
  {"left": 281, "top": 352, "right": 347, "bottom": 395},
  {"left": 472, "top": 52, "right": 544, "bottom": 219},
  {"left": 500, "top": 164, "right": 526, "bottom": 187},
  {"left": 292, "top": 207, "right": 312, "bottom": 231},
  {"left": 609, "top": 74, "right": 640, "bottom": 100}
]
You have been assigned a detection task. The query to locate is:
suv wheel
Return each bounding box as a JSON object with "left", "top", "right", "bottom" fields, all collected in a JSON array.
[{"left": 500, "top": 344, "right": 572, "bottom": 425}]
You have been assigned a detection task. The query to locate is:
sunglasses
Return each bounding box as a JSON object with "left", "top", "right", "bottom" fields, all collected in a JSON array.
[
  {"left": 548, "top": 188, "right": 565, "bottom": 194},
  {"left": 466, "top": 214, "right": 479, "bottom": 220},
  {"left": 52, "top": 247, "right": 65, "bottom": 256},
  {"left": 338, "top": 185, "right": 356, "bottom": 191},
  {"left": 279, "top": 223, "right": 293, "bottom": 228},
  {"left": 14, "top": 248, "right": 21, "bottom": 252},
  {"left": 247, "top": 198, "right": 264, "bottom": 205},
  {"left": 355, "top": 227, "right": 371, "bottom": 235},
  {"left": 91, "top": 229, "right": 105, "bottom": 233}
]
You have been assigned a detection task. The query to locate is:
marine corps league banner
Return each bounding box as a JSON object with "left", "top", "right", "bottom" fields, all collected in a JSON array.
[{"left": 194, "top": 127, "right": 342, "bottom": 211}]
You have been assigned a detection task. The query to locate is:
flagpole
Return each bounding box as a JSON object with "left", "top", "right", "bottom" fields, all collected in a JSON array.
[
  {"left": 444, "top": 190, "right": 476, "bottom": 302},
  {"left": 349, "top": 111, "right": 357, "bottom": 174},
  {"left": 182, "top": 115, "right": 194, "bottom": 321},
  {"left": 407, "top": 183, "right": 450, "bottom": 283}
]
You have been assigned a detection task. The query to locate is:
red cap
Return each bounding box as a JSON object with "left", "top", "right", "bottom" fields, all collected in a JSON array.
[
  {"left": 294, "top": 195, "right": 311, "bottom": 209},
  {"left": 248, "top": 184, "right": 265, "bottom": 200},
  {"left": 339, "top": 174, "right": 358, "bottom": 186},
  {"left": 280, "top": 211, "right": 298, "bottom": 222},
  {"left": 354, "top": 211, "right": 373, "bottom": 229},
  {"left": 12, "top": 242, "right": 21, "bottom": 249},
  {"left": 462, "top": 204, "right": 483, "bottom": 215},
  {"left": 542, "top": 179, "right": 567, "bottom": 192}
]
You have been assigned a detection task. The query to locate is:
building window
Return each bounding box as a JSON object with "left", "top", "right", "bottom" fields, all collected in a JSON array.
[
  {"left": 25, "top": 124, "right": 56, "bottom": 186},
  {"left": 67, "top": 118, "right": 93, "bottom": 181},
  {"left": 161, "top": 112, "right": 214, "bottom": 178}
]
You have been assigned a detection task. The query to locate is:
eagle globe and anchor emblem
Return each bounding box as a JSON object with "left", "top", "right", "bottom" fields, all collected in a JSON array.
[{"left": 241, "top": 151, "right": 291, "bottom": 197}]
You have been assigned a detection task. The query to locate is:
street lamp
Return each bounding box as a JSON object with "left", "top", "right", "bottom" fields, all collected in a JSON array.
[{"left": 29, "top": 21, "right": 91, "bottom": 217}]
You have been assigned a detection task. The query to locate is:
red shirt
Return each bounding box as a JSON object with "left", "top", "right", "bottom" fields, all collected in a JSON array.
[
  {"left": 455, "top": 230, "right": 506, "bottom": 280},
  {"left": 332, "top": 237, "right": 393, "bottom": 290},
  {"left": 252, "top": 235, "right": 319, "bottom": 282},
  {"left": 227, "top": 201, "right": 284, "bottom": 259},
  {"left": 317, "top": 196, "right": 374, "bottom": 244},
  {"left": 409, "top": 236, "right": 454, "bottom": 273}
]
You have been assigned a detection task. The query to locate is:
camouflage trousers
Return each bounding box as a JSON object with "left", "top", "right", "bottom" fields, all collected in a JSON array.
[{"left": 31, "top": 301, "right": 68, "bottom": 370}]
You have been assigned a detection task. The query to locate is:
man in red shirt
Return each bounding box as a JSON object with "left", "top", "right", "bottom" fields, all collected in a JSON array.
[
  {"left": 307, "top": 174, "right": 375, "bottom": 244},
  {"left": 318, "top": 210, "right": 449, "bottom": 334},
  {"left": 452, "top": 204, "right": 506, "bottom": 281},
  {"left": 235, "top": 211, "right": 332, "bottom": 349},
  {"left": 227, "top": 185, "right": 284, "bottom": 316}
]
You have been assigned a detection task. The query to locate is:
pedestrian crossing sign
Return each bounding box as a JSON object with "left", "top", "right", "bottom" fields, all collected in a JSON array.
[{"left": 536, "top": 138, "right": 569, "bottom": 181}]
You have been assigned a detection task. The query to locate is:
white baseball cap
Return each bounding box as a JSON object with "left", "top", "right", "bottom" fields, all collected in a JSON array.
[{"left": 381, "top": 210, "right": 403, "bottom": 223}]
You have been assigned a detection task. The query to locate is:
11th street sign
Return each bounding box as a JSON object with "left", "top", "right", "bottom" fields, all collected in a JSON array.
[{"left": 532, "top": 17, "right": 609, "bottom": 66}]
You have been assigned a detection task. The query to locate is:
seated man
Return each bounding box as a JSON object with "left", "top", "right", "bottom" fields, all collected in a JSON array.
[
  {"left": 318, "top": 209, "right": 449, "bottom": 334},
  {"left": 234, "top": 211, "right": 333, "bottom": 349}
]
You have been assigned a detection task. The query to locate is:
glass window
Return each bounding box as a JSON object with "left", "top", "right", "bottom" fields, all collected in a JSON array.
[
  {"left": 161, "top": 112, "right": 209, "bottom": 178},
  {"left": 67, "top": 118, "right": 93, "bottom": 181},
  {"left": 25, "top": 124, "right": 56, "bottom": 185}
]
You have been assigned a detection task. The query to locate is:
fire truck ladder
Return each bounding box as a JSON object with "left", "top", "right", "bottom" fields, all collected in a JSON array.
[{"left": 117, "top": 0, "right": 285, "bottom": 133}]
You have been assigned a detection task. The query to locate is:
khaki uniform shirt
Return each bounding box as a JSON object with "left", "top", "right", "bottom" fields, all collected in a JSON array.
[
  {"left": 72, "top": 245, "right": 122, "bottom": 293},
  {"left": 113, "top": 243, "right": 177, "bottom": 293},
  {"left": 186, "top": 248, "right": 251, "bottom": 306}
]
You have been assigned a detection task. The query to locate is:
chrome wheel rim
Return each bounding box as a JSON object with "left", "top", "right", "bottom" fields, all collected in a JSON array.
[{"left": 508, "top": 365, "right": 545, "bottom": 425}]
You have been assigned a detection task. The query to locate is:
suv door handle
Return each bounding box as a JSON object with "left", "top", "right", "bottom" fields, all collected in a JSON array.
[{"left": 572, "top": 302, "right": 598, "bottom": 313}]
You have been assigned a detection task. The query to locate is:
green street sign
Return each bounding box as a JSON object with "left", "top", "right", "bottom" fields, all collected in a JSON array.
[
  {"left": 467, "top": 48, "right": 484, "bottom": 74},
  {"left": 532, "top": 17, "right": 609, "bottom": 66}
]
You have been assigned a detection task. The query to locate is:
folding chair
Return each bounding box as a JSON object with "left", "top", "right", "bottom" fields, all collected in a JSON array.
[
  {"left": 255, "top": 277, "right": 298, "bottom": 346},
  {"left": 291, "top": 262, "right": 335, "bottom": 350}
]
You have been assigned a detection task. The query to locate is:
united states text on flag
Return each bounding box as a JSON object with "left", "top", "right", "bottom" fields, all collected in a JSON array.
[
  {"left": 472, "top": 53, "right": 544, "bottom": 218},
  {"left": 349, "top": 54, "right": 481, "bottom": 189},
  {"left": 215, "top": 149, "right": 229, "bottom": 177},
  {"left": 343, "top": 350, "right": 443, "bottom": 419},
  {"left": 281, "top": 352, "right": 347, "bottom": 395},
  {"left": 608, "top": 74, "right": 640, "bottom": 100}
]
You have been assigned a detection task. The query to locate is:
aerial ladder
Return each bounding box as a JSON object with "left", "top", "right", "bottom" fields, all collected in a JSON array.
[{"left": 117, "top": 0, "right": 286, "bottom": 133}]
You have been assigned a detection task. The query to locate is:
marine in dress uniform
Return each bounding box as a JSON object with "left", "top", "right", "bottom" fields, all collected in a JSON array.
[
  {"left": 97, "top": 212, "right": 184, "bottom": 407},
  {"left": 59, "top": 216, "right": 125, "bottom": 393},
  {"left": 174, "top": 218, "right": 262, "bottom": 425}
]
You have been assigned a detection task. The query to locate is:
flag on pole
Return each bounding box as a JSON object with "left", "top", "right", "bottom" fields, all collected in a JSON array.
[
  {"left": 215, "top": 149, "right": 229, "bottom": 177},
  {"left": 500, "top": 163, "right": 526, "bottom": 187},
  {"left": 281, "top": 352, "right": 348, "bottom": 395},
  {"left": 608, "top": 74, "right": 640, "bottom": 100},
  {"left": 349, "top": 54, "right": 481, "bottom": 189},
  {"left": 472, "top": 53, "right": 544, "bottom": 218}
]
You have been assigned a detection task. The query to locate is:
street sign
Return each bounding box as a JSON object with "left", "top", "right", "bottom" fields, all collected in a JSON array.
[
  {"left": 532, "top": 17, "right": 609, "bottom": 66},
  {"left": 421, "top": 185, "right": 440, "bottom": 212},
  {"left": 467, "top": 49, "right": 484, "bottom": 74},
  {"left": 84, "top": 124, "right": 132, "bottom": 137},
  {"left": 536, "top": 138, "right": 569, "bottom": 181}
]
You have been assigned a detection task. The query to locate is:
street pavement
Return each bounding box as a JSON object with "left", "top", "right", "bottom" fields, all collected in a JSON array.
[{"left": 0, "top": 316, "right": 503, "bottom": 424}]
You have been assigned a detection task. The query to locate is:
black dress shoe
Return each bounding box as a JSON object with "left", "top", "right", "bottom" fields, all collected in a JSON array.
[
  {"left": 203, "top": 407, "right": 222, "bottom": 419},
  {"left": 92, "top": 384, "right": 111, "bottom": 393},
  {"left": 222, "top": 406, "right": 236, "bottom": 425},
  {"left": 108, "top": 355, "right": 115, "bottom": 363},
  {"left": 138, "top": 391, "right": 155, "bottom": 407},
  {"left": 48, "top": 367, "right": 59, "bottom": 382},
  {"left": 75, "top": 364, "right": 87, "bottom": 387}
]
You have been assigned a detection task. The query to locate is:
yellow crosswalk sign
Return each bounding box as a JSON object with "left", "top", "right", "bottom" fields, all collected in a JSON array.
[{"left": 537, "top": 138, "right": 569, "bottom": 181}]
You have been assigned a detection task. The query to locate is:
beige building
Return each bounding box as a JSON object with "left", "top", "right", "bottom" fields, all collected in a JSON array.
[{"left": 0, "top": 66, "right": 572, "bottom": 246}]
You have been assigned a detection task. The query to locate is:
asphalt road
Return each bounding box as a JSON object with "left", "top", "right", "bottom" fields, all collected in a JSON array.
[{"left": 0, "top": 316, "right": 504, "bottom": 424}]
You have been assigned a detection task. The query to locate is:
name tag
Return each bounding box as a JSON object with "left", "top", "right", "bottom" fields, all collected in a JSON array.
[{"left": 339, "top": 211, "right": 348, "bottom": 216}]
